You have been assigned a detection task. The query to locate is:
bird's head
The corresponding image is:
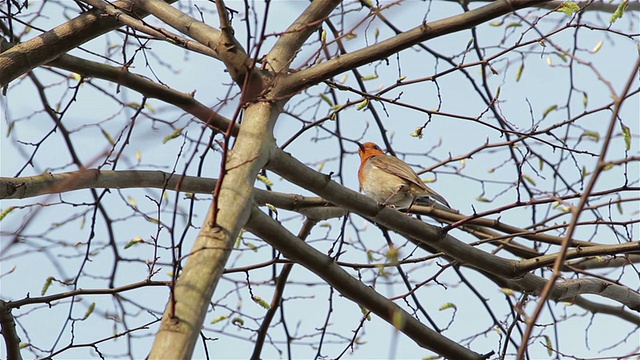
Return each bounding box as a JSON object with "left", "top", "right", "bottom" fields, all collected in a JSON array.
[{"left": 357, "top": 142, "right": 385, "bottom": 159}]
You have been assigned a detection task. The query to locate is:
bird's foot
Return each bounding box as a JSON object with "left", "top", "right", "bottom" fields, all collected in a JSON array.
[{"left": 378, "top": 201, "right": 397, "bottom": 209}]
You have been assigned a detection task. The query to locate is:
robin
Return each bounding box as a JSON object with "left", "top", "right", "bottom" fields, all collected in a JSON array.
[{"left": 357, "top": 142, "right": 450, "bottom": 209}]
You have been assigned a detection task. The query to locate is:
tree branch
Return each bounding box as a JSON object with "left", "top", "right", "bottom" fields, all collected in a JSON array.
[
  {"left": 0, "top": 301, "right": 22, "bottom": 360},
  {"left": 265, "top": 0, "right": 341, "bottom": 74},
  {"left": 0, "top": 0, "right": 172, "bottom": 87},
  {"left": 132, "top": 0, "right": 264, "bottom": 93},
  {"left": 45, "top": 53, "right": 236, "bottom": 135},
  {"left": 273, "top": 0, "right": 552, "bottom": 97},
  {"left": 245, "top": 206, "right": 488, "bottom": 359}
]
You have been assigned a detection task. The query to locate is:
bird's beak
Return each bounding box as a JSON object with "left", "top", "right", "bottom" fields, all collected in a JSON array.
[{"left": 356, "top": 142, "right": 364, "bottom": 151}]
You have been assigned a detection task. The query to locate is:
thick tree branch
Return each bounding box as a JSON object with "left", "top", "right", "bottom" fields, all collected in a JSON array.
[
  {"left": 81, "top": 0, "right": 221, "bottom": 59},
  {"left": 245, "top": 206, "right": 488, "bottom": 359},
  {"left": 0, "top": 170, "right": 343, "bottom": 220},
  {"left": 266, "top": 147, "right": 640, "bottom": 310},
  {"left": 265, "top": 0, "right": 341, "bottom": 74},
  {"left": 0, "top": 301, "right": 22, "bottom": 360},
  {"left": 45, "top": 53, "right": 236, "bottom": 135},
  {"left": 515, "top": 242, "right": 640, "bottom": 273},
  {"left": 147, "top": 102, "right": 278, "bottom": 359},
  {"left": 273, "top": 0, "right": 552, "bottom": 97},
  {"left": 132, "top": 0, "right": 266, "bottom": 94},
  {"left": 0, "top": 0, "right": 173, "bottom": 87}
]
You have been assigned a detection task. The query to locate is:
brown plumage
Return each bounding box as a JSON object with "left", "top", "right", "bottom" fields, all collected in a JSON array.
[{"left": 357, "top": 142, "right": 449, "bottom": 209}]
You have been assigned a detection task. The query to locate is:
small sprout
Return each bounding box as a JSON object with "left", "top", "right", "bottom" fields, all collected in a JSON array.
[
  {"left": 410, "top": 127, "right": 423, "bottom": 139},
  {"left": 522, "top": 174, "right": 536, "bottom": 186},
  {"left": 257, "top": 174, "right": 273, "bottom": 186},
  {"left": 500, "top": 288, "right": 514, "bottom": 296},
  {"left": 360, "top": 305, "right": 371, "bottom": 321},
  {"left": 101, "top": 129, "right": 115, "bottom": 145},
  {"left": 385, "top": 246, "right": 399, "bottom": 265},
  {"left": 83, "top": 302, "right": 96, "bottom": 320},
  {"left": 610, "top": 0, "right": 628, "bottom": 24},
  {"left": 245, "top": 242, "right": 258, "bottom": 252},
  {"left": 466, "top": 38, "right": 474, "bottom": 49},
  {"left": 516, "top": 63, "right": 525, "bottom": 82},
  {"left": 494, "top": 326, "right": 502, "bottom": 336},
  {"left": 319, "top": 93, "right": 333, "bottom": 106},
  {"left": 544, "top": 335, "right": 553, "bottom": 355},
  {"left": 591, "top": 40, "right": 604, "bottom": 53},
  {"left": 42, "top": 276, "right": 54, "bottom": 295},
  {"left": 211, "top": 315, "right": 229, "bottom": 324},
  {"left": 128, "top": 196, "right": 137, "bottom": 208},
  {"left": 234, "top": 232, "right": 244, "bottom": 249},
  {"left": 0, "top": 206, "right": 16, "bottom": 222},
  {"left": 621, "top": 124, "right": 631, "bottom": 151},
  {"left": 542, "top": 104, "right": 558, "bottom": 119},
  {"left": 580, "top": 131, "right": 600, "bottom": 142},
  {"left": 124, "top": 237, "right": 144, "bottom": 249},
  {"left": 145, "top": 103, "right": 156, "bottom": 114},
  {"left": 554, "top": 52, "right": 567, "bottom": 63},
  {"left": 557, "top": 1, "right": 581, "bottom": 16},
  {"left": 366, "top": 249, "right": 375, "bottom": 262},
  {"left": 439, "top": 302, "right": 457, "bottom": 311},
  {"left": 163, "top": 128, "right": 183, "bottom": 144},
  {"left": 356, "top": 99, "right": 369, "bottom": 110},
  {"left": 252, "top": 295, "right": 271, "bottom": 310}
]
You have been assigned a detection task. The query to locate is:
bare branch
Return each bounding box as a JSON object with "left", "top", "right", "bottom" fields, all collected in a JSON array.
[
  {"left": 0, "top": 0, "right": 171, "bottom": 87},
  {"left": 245, "top": 206, "right": 488, "bottom": 359},
  {"left": 274, "top": 0, "right": 553, "bottom": 97}
]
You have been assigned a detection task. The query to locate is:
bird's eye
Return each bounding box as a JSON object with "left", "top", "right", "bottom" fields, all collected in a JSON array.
[{"left": 374, "top": 145, "right": 380, "bottom": 150}]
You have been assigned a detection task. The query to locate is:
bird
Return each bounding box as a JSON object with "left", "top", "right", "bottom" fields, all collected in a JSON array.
[{"left": 357, "top": 141, "right": 450, "bottom": 209}]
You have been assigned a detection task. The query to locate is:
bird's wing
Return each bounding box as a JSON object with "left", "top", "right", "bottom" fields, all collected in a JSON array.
[
  {"left": 370, "top": 155, "right": 450, "bottom": 207},
  {"left": 369, "top": 155, "right": 426, "bottom": 189}
]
